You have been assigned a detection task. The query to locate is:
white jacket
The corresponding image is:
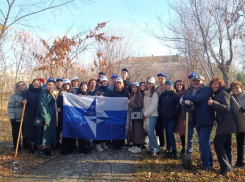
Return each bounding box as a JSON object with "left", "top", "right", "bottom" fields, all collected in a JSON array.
[{"left": 143, "top": 90, "right": 159, "bottom": 130}]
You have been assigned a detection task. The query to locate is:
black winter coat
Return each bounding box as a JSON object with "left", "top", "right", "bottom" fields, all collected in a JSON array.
[
  {"left": 57, "top": 94, "right": 63, "bottom": 130},
  {"left": 112, "top": 88, "right": 130, "bottom": 98},
  {"left": 212, "top": 89, "right": 237, "bottom": 134},
  {"left": 94, "top": 85, "right": 112, "bottom": 97},
  {"left": 123, "top": 78, "right": 132, "bottom": 93},
  {"left": 23, "top": 84, "right": 42, "bottom": 140},
  {"left": 158, "top": 91, "right": 180, "bottom": 120}
]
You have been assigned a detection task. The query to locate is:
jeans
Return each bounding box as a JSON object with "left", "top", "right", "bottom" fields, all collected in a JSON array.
[
  {"left": 214, "top": 134, "right": 232, "bottom": 172},
  {"left": 196, "top": 125, "right": 213, "bottom": 169},
  {"left": 147, "top": 117, "right": 159, "bottom": 153},
  {"left": 187, "top": 120, "right": 195, "bottom": 153},
  {"left": 163, "top": 119, "right": 176, "bottom": 151}
]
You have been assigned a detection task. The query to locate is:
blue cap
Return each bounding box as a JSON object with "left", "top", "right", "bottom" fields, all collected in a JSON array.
[
  {"left": 188, "top": 72, "right": 197, "bottom": 78},
  {"left": 121, "top": 68, "right": 128, "bottom": 72},
  {"left": 99, "top": 71, "right": 106, "bottom": 75},
  {"left": 47, "top": 78, "right": 56, "bottom": 83},
  {"left": 56, "top": 78, "right": 63, "bottom": 82},
  {"left": 165, "top": 80, "right": 173, "bottom": 86},
  {"left": 111, "top": 74, "right": 118, "bottom": 79},
  {"left": 157, "top": 73, "right": 167, "bottom": 78}
]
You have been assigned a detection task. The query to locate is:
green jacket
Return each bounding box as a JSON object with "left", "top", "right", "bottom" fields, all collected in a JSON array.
[
  {"left": 7, "top": 82, "right": 26, "bottom": 121},
  {"left": 39, "top": 89, "right": 57, "bottom": 146}
]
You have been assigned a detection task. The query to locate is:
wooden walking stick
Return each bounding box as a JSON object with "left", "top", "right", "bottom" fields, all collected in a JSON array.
[
  {"left": 231, "top": 96, "right": 245, "bottom": 118},
  {"left": 15, "top": 103, "right": 26, "bottom": 158}
]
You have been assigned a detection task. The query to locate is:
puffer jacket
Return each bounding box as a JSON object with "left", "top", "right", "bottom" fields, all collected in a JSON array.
[
  {"left": 231, "top": 91, "right": 245, "bottom": 133},
  {"left": 8, "top": 82, "right": 27, "bottom": 121},
  {"left": 143, "top": 90, "right": 159, "bottom": 131}
]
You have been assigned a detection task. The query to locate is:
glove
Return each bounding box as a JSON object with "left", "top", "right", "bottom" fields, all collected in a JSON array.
[
  {"left": 179, "top": 98, "right": 184, "bottom": 105},
  {"left": 240, "top": 107, "right": 245, "bottom": 113},
  {"left": 184, "top": 100, "right": 192, "bottom": 105}
]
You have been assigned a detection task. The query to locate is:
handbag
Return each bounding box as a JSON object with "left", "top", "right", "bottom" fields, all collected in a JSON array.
[
  {"left": 34, "top": 106, "right": 44, "bottom": 126},
  {"left": 130, "top": 110, "right": 143, "bottom": 120}
]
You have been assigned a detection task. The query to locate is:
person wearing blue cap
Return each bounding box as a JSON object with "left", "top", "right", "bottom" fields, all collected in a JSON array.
[
  {"left": 121, "top": 68, "right": 132, "bottom": 93},
  {"left": 38, "top": 78, "right": 57, "bottom": 157},
  {"left": 108, "top": 74, "right": 118, "bottom": 91},
  {"left": 155, "top": 73, "right": 167, "bottom": 149},
  {"left": 53, "top": 78, "right": 63, "bottom": 99}
]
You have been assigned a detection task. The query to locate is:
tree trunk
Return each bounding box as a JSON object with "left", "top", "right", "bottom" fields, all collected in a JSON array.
[{"left": 218, "top": 64, "right": 230, "bottom": 86}]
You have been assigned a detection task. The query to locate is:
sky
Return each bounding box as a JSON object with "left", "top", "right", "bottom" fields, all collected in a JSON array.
[
  {"left": 2, "top": 0, "right": 175, "bottom": 65},
  {"left": 31, "top": 0, "right": 174, "bottom": 61}
]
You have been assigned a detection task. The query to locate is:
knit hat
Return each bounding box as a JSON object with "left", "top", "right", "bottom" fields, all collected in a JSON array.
[
  {"left": 165, "top": 80, "right": 173, "bottom": 86},
  {"left": 39, "top": 78, "right": 44, "bottom": 84}
]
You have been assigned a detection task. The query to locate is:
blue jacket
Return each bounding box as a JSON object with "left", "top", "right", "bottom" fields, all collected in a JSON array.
[{"left": 183, "top": 85, "right": 214, "bottom": 128}]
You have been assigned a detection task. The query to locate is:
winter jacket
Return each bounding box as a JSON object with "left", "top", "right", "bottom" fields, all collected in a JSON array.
[
  {"left": 22, "top": 84, "right": 42, "bottom": 139},
  {"left": 8, "top": 82, "right": 27, "bottom": 121},
  {"left": 212, "top": 88, "right": 236, "bottom": 134},
  {"left": 143, "top": 90, "right": 159, "bottom": 131},
  {"left": 112, "top": 88, "right": 130, "bottom": 98},
  {"left": 183, "top": 84, "right": 214, "bottom": 128},
  {"left": 231, "top": 91, "right": 245, "bottom": 133},
  {"left": 94, "top": 85, "right": 112, "bottom": 97},
  {"left": 123, "top": 78, "right": 132, "bottom": 93},
  {"left": 158, "top": 91, "right": 180, "bottom": 120}
]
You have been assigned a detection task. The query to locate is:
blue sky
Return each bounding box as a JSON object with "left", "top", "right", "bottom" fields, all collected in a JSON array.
[{"left": 34, "top": 0, "right": 173, "bottom": 56}]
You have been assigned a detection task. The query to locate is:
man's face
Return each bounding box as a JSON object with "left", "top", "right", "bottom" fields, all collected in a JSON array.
[
  {"left": 193, "top": 79, "right": 204, "bottom": 89},
  {"left": 56, "top": 81, "right": 63, "bottom": 89},
  {"left": 72, "top": 80, "right": 79, "bottom": 87},
  {"left": 158, "top": 76, "right": 166, "bottom": 85},
  {"left": 121, "top": 71, "right": 128, "bottom": 79},
  {"left": 111, "top": 78, "right": 116, "bottom": 84}
]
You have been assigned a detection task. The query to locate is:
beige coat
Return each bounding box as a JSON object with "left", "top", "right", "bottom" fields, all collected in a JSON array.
[{"left": 143, "top": 90, "right": 159, "bottom": 131}]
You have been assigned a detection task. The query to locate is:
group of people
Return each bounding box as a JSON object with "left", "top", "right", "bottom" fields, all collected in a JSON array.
[{"left": 7, "top": 68, "right": 245, "bottom": 175}]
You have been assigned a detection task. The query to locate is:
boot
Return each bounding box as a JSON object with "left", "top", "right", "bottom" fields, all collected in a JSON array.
[
  {"left": 39, "top": 149, "right": 48, "bottom": 158},
  {"left": 47, "top": 148, "right": 53, "bottom": 156},
  {"left": 96, "top": 144, "right": 104, "bottom": 152},
  {"left": 172, "top": 150, "right": 177, "bottom": 159},
  {"left": 28, "top": 145, "right": 34, "bottom": 154}
]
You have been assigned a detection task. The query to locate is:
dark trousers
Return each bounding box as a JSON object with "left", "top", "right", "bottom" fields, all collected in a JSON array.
[
  {"left": 61, "top": 137, "right": 76, "bottom": 154},
  {"left": 214, "top": 134, "right": 232, "bottom": 172},
  {"left": 180, "top": 135, "right": 185, "bottom": 150},
  {"left": 236, "top": 132, "right": 245, "bottom": 163},
  {"left": 11, "top": 120, "right": 27, "bottom": 150},
  {"left": 155, "top": 116, "right": 165, "bottom": 147}
]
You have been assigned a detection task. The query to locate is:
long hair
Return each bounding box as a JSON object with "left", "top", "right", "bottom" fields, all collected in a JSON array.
[
  {"left": 62, "top": 83, "right": 73, "bottom": 93},
  {"left": 146, "top": 76, "right": 156, "bottom": 97},
  {"left": 88, "top": 79, "right": 97, "bottom": 89},
  {"left": 174, "top": 80, "right": 185, "bottom": 92},
  {"left": 79, "top": 81, "right": 88, "bottom": 92},
  {"left": 116, "top": 82, "right": 125, "bottom": 91},
  {"left": 130, "top": 85, "right": 142, "bottom": 98}
]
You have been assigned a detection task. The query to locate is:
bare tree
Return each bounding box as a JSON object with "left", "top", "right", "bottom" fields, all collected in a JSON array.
[{"left": 147, "top": 0, "right": 245, "bottom": 85}]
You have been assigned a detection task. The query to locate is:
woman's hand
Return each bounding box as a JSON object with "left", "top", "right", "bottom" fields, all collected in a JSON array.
[
  {"left": 23, "top": 99, "right": 27, "bottom": 104},
  {"left": 78, "top": 94, "right": 82, "bottom": 97},
  {"left": 45, "top": 122, "right": 50, "bottom": 125},
  {"left": 127, "top": 100, "right": 131, "bottom": 104},
  {"left": 208, "top": 97, "right": 213, "bottom": 105},
  {"left": 57, "top": 108, "right": 61, "bottom": 112}
]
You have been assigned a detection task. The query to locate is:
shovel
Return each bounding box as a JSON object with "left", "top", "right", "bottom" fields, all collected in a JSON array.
[{"left": 181, "top": 104, "right": 192, "bottom": 169}]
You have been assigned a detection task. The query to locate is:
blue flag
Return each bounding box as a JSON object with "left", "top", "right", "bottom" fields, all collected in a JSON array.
[{"left": 63, "top": 92, "right": 128, "bottom": 140}]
